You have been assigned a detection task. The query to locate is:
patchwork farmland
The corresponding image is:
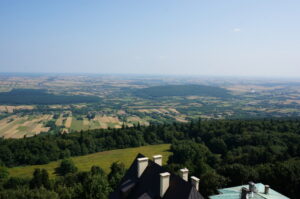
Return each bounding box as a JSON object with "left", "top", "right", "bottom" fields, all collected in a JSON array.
[
  {"left": 0, "top": 114, "right": 52, "bottom": 138},
  {"left": 1, "top": 75, "right": 300, "bottom": 139}
]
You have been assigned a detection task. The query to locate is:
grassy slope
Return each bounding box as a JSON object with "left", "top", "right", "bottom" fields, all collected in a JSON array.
[{"left": 9, "top": 144, "right": 171, "bottom": 179}]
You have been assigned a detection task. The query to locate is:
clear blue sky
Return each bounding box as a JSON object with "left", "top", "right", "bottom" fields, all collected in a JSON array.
[{"left": 0, "top": 0, "right": 299, "bottom": 77}]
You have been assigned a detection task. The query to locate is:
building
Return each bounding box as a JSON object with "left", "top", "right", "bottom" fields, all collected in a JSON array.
[
  {"left": 110, "top": 153, "right": 205, "bottom": 199},
  {"left": 209, "top": 182, "right": 290, "bottom": 199}
]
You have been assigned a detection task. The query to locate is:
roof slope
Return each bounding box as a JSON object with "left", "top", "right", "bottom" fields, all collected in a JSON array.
[
  {"left": 209, "top": 183, "right": 290, "bottom": 199},
  {"left": 110, "top": 153, "right": 205, "bottom": 199}
]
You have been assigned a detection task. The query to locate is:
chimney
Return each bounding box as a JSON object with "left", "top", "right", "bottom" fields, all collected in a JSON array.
[
  {"left": 191, "top": 176, "right": 200, "bottom": 191},
  {"left": 137, "top": 157, "right": 148, "bottom": 178},
  {"left": 179, "top": 168, "right": 189, "bottom": 181},
  {"left": 160, "top": 172, "right": 170, "bottom": 198},
  {"left": 264, "top": 185, "right": 270, "bottom": 194},
  {"left": 241, "top": 187, "right": 249, "bottom": 199},
  {"left": 248, "top": 181, "right": 255, "bottom": 192},
  {"left": 153, "top": 155, "right": 162, "bottom": 166}
]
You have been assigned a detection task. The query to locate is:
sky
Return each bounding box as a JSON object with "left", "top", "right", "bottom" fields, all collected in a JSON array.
[{"left": 0, "top": 0, "right": 300, "bottom": 77}]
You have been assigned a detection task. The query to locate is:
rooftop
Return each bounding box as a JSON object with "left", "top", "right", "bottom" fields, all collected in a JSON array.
[
  {"left": 109, "top": 153, "right": 205, "bottom": 199},
  {"left": 209, "top": 183, "right": 289, "bottom": 199}
]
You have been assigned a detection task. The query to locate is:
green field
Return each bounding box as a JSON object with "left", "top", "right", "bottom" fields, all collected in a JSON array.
[
  {"left": 8, "top": 144, "right": 171, "bottom": 179},
  {"left": 70, "top": 117, "right": 85, "bottom": 131}
]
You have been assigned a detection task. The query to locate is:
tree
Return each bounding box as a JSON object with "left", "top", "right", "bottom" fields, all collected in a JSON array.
[
  {"left": 208, "top": 138, "right": 227, "bottom": 155},
  {"left": 30, "top": 169, "right": 43, "bottom": 189},
  {"left": 41, "top": 169, "right": 51, "bottom": 189},
  {"left": 199, "top": 171, "right": 228, "bottom": 196},
  {"left": 74, "top": 167, "right": 111, "bottom": 199},
  {"left": 91, "top": 166, "right": 105, "bottom": 176},
  {"left": 0, "top": 187, "right": 58, "bottom": 199},
  {"left": 0, "top": 146, "right": 14, "bottom": 166},
  {"left": 30, "top": 169, "right": 50, "bottom": 189},
  {"left": 83, "top": 174, "right": 111, "bottom": 199},
  {"left": 3, "top": 177, "right": 29, "bottom": 189},
  {"left": 218, "top": 164, "right": 257, "bottom": 186},
  {"left": 0, "top": 166, "right": 9, "bottom": 181},
  {"left": 108, "top": 162, "right": 126, "bottom": 189},
  {"left": 54, "top": 159, "right": 77, "bottom": 176}
]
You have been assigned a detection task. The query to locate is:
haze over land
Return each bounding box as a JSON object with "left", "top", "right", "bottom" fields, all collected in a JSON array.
[
  {"left": 1, "top": 1, "right": 300, "bottom": 77},
  {"left": 0, "top": 1, "right": 300, "bottom": 199},
  {"left": 1, "top": 74, "right": 300, "bottom": 139}
]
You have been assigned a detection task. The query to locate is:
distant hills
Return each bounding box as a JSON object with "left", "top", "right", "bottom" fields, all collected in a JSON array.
[
  {"left": 0, "top": 89, "right": 100, "bottom": 105},
  {"left": 133, "top": 84, "right": 231, "bottom": 98}
]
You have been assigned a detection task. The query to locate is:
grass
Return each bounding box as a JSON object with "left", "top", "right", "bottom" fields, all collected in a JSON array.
[
  {"left": 17, "top": 126, "right": 29, "bottom": 131},
  {"left": 71, "top": 118, "right": 104, "bottom": 131},
  {"left": 89, "top": 120, "right": 101, "bottom": 129},
  {"left": 70, "top": 118, "right": 83, "bottom": 131},
  {"left": 107, "top": 122, "right": 116, "bottom": 128},
  {"left": 8, "top": 144, "right": 171, "bottom": 179}
]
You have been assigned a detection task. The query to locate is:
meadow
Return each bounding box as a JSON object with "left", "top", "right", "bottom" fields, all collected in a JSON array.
[{"left": 8, "top": 144, "right": 171, "bottom": 179}]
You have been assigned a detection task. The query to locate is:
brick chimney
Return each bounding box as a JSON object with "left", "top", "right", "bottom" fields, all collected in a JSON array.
[
  {"left": 160, "top": 172, "right": 170, "bottom": 197},
  {"left": 179, "top": 168, "right": 189, "bottom": 181},
  {"left": 153, "top": 155, "right": 162, "bottom": 166},
  {"left": 137, "top": 157, "right": 148, "bottom": 178},
  {"left": 191, "top": 176, "right": 200, "bottom": 191}
]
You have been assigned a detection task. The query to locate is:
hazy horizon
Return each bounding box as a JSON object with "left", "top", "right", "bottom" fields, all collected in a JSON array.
[{"left": 1, "top": 1, "right": 300, "bottom": 78}]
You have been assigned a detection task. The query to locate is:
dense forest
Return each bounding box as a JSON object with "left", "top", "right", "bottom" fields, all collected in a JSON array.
[
  {"left": 0, "top": 119, "right": 299, "bottom": 198},
  {"left": 132, "top": 84, "right": 232, "bottom": 98},
  {"left": 0, "top": 89, "right": 100, "bottom": 105}
]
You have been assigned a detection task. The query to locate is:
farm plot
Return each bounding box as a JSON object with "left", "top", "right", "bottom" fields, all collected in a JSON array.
[
  {"left": 137, "top": 108, "right": 178, "bottom": 115},
  {"left": 55, "top": 114, "right": 64, "bottom": 126},
  {"left": 0, "top": 105, "right": 34, "bottom": 113},
  {"left": 0, "top": 114, "right": 53, "bottom": 138},
  {"left": 94, "top": 115, "right": 122, "bottom": 129},
  {"left": 70, "top": 117, "right": 102, "bottom": 131},
  {"left": 64, "top": 116, "right": 72, "bottom": 128},
  {"left": 126, "top": 116, "right": 149, "bottom": 126}
]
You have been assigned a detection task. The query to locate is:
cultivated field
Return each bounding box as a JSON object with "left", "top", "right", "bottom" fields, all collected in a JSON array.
[
  {"left": 0, "top": 105, "right": 34, "bottom": 113},
  {"left": 8, "top": 144, "right": 171, "bottom": 179},
  {"left": 1, "top": 75, "right": 300, "bottom": 137},
  {"left": 0, "top": 114, "right": 52, "bottom": 138}
]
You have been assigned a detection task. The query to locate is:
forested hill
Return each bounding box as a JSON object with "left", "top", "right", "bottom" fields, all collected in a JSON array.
[
  {"left": 0, "top": 89, "right": 100, "bottom": 105},
  {"left": 0, "top": 119, "right": 299, "bottom": 198},
  {"left": 132, "top": 84, "right": 231, "bottom": 98}
]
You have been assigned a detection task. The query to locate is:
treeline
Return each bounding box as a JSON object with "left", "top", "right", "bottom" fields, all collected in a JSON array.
[
  {"left": 0, "top": 119, "right": 300, "bottom": 198},
  {"left": 0, "top": 159, "right": 125, "bottom": 199},
  {"left": 0, "top": 89, "right": 100, "bottom": 105},
  {"left": 132, "top": 84, "right": 232, "bottom": 98}
]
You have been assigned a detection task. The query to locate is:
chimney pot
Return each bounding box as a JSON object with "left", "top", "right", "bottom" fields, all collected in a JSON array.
[
  {"left": 264, "top": 185, "right": 270, "bottom": 194},
  {"left": 191, "top": 176, "right": 200, "bottom": 191},
  {"left": 180, "top": 168, "right": 189, "bottom": 181},
  {"left": 160, "top": 172, "right": 170, "bottom": 197},
  {"left": 137, "top": 157, "right": 148, "bottom": 178},
  {"left": 153, "top": 155, "right": 162, "bottom": 166}
]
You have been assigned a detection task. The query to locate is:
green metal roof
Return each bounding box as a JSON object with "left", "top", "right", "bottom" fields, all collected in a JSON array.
[{"left": 209, "top": 183, "right": 289, "bottom": 199}]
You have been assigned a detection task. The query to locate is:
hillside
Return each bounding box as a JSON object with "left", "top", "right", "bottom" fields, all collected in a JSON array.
[
  {"left": 0, "top": 89, "right": 100, "bottom": 105},
  {"left": 133, "top": 84, "right": 231, "bottom": 98},
  {"left": 1, "top": 119, "right": 300, "bottom": 198},
  {"left": 8, "top": 144, "right": 171, "bottom": 179}
]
